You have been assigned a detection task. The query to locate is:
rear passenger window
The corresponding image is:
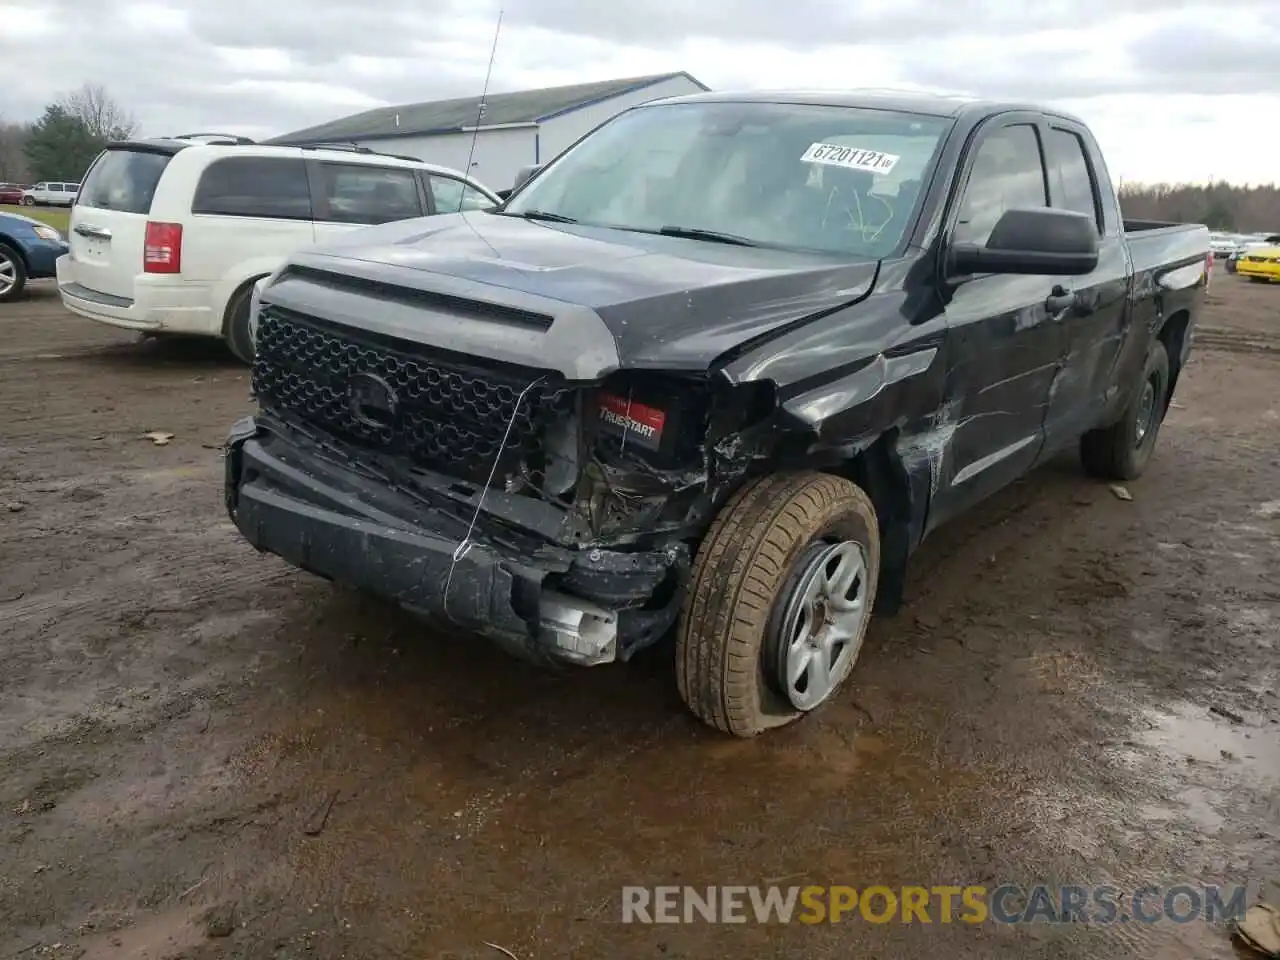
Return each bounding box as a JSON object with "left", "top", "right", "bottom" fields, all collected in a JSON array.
[
  {"left": 315, "top": 164, "right": 423, "bottom": 225},
  {"left": 192, "top": 157, "right": 312, "bottom": 220},
  {"left": 1045, "top": 128, "right": 1101, "bottom": 232},
  {"left": 954, "top": 124, "right": 1047, "bottom": 247}
]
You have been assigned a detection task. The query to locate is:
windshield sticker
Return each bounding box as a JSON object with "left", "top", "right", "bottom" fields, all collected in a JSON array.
[{"left": 801, "top": 143, "right": 900, "bottom": 175}]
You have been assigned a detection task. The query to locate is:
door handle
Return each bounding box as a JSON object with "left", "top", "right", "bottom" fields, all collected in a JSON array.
[
  {"left": 1045, "top": 285, "right": 1076, "bottom": 313},
  {"left": 74, "top": 224, "right": 111, "bottom": 240}
]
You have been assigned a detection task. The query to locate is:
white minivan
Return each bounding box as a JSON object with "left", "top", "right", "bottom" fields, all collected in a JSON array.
[
  {"left": 23, "top": 181, "right": 81, "bottom": 206},
  {"left": 56, "top": 137, "right": 501, "bottom": 362}
]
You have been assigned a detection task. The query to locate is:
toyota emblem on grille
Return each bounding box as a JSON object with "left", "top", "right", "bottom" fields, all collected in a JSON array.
[{"left": 348, "top": 372, "right": 399, "bottom": 430}]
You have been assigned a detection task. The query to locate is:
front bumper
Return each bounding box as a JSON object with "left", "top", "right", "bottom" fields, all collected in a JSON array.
[
  {"left": 24, "top": 239, "right": 68, "bottom": 279},
  {"left": 224, "top": 416, "right": 687, "bottom": 665}
]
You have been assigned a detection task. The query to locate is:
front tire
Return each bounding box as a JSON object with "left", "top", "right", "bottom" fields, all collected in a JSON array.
[
  {"left": 1080, "top": 340, "right": 1170, "bottom": 481},
  {"left": 223, "top": 282, "right": 257, "bottom": 365},
  {"left": 676, "top": 472, "right": 880, "bottom": 737},
  {"left": 22, "top": 196, "right": 35, "bottom": 207},
  {"left": 0, "top": 243, "right": 28, "bottom": 302}
]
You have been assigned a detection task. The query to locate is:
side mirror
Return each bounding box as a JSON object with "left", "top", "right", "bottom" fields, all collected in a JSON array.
[
  {"left": 951, "top": 208, "right": 1099, "bottom": 276},
  {"left": 511, "top": 163, "right": 544, "bottom": 192},
  {"left": 494, "top": 188, "right": 512, "bottom": 201}
]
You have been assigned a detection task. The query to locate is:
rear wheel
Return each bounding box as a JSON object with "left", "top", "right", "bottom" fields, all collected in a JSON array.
[
  {"left": 676, "top": 472, "right": 880, "bottom": 737},
  {"left": 223, "top": 282, "right": 258, "bottom": 365},
  {"left": 1080, "top": 339, "right": 1169, "bottom": 481},
  {"left": 0, "top": 243, "right": 28, "bottom": 302}
]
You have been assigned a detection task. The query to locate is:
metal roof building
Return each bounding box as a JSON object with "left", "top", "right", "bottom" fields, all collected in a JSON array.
[{"left": 268, "top": 72, "right": 709, "bottom": 192}]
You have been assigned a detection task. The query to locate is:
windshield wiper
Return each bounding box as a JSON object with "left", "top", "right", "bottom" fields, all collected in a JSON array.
[
  {"left": 658, "top": 225, "right": 760, "bottom": 247},
  {"left": 506, "top": 209, "right": 578, "bottom": 224}
]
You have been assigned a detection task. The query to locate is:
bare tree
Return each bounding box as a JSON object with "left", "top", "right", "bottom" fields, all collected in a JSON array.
[{"left": 57, "top": 83, "right": 139, "bottom": 141}]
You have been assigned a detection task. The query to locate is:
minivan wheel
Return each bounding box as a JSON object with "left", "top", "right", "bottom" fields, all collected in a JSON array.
[
  {"left": 1080, "top": 339, "right": 1170, "bottom": 481},
  {"left": 676, "top": 472, "right": 880, "bottom": 737},
  {"left": 0, "top": 244, "right": 28, "bottom": 302},
  {"left": 223, "top": 282, "right": 257, "bottom": 365}
]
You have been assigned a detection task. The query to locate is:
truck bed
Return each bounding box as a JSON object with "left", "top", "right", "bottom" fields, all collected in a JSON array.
[{"left": 1123, "top": 219, "right": 1210, "bottom": 277}]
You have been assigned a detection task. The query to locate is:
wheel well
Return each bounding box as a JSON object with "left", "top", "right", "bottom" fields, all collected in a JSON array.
[
  {"left": 827, "top": 433, "right": 911, "bottom": 616},
  {"left": 1157, "top": 309, "right": 1190, "bottom": 408},
  {"left": 221, "top": 274, "right": 267, "bottom": 338},
  {"left": 0, "top": 234, "right": 30, "bottom": 271}
]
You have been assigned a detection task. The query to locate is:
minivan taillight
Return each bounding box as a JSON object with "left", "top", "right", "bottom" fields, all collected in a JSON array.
[{"left": 143, "top": 221, "right": 182, "bottom": 274}]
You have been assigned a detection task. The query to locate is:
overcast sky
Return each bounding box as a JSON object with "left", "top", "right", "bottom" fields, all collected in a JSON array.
[{"left": 2, "top": 0, "right": 1278, "bottom": 185}]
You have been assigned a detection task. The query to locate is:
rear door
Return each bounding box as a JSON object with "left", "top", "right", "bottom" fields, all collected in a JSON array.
[
  {"left": 69, "top": 145, "right": 177, "bottom": 298},
  {"left": 1039, "top": 121, "right": 1131, "bottom": 449},
  {"left": 307, "top": 161, "right": 426, "bottom": 246}
]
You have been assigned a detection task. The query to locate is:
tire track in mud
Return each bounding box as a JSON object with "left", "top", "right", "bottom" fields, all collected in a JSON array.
[{"left": 1192, "top": 325, "right": 1280, "bottom": 357}]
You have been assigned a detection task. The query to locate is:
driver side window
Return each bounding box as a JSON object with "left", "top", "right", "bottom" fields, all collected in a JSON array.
[
  {"left": 954, "top": 124, "right": 1048, "bottom": 246},
  {"left": 428, "top": 176, "right": 494, "bottom": 213}
]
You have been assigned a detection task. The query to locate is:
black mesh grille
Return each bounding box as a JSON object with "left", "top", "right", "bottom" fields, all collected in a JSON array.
[{"left": 252, "top": 307, "right": 573, "bottom": 484}]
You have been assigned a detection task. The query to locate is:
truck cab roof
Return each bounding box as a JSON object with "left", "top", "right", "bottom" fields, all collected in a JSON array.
[{"left": 644, "top": 88, "right": 1089, "bottom": 127}]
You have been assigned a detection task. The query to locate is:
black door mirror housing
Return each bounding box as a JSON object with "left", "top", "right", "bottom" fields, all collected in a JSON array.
[
  {"left": 511, "top": 164, "right": 544, "bottom": 193},
  {"left": 951, "top": 208, "right": 1099, "bottom": 276}
]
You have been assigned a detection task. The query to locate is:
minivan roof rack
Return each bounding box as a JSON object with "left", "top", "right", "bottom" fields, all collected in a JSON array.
[
  {"left": 171, "top": 132, "right": 257, "bottom": 145},
  {"left": 292, "top": 141, "right": 423, "bottom": 164}
]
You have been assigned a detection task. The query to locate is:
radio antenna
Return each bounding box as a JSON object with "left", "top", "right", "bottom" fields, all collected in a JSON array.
[{"left": 460, "top": 8, "right": 503, "bottom": 213}]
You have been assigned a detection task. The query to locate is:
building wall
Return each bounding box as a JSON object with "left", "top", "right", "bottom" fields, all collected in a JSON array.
[
  {"left": 536, "top": 74, "right": 706, "bottom": 165},
  {"left": 356, "top": 126, "right": 537, "bottom": 195},
  {"left": 355, "top": 74, "right": 707, "bottom": 194}
]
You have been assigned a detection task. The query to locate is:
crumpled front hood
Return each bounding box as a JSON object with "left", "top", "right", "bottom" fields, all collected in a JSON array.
[{"left": 271, "top": 211, "right": 880, "bottom": 378}]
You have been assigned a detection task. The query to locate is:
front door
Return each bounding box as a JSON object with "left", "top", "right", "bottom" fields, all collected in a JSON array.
[{"left": 928, "top": 117, "right": 1068, "bottom": 531}]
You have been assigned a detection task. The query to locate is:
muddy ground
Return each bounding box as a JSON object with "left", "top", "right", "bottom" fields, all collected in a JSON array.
[{"left": 1, "top": 276, "right": 1278, "bottom": 960}]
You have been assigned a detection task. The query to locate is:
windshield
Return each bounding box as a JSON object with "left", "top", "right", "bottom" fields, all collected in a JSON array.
[{"left": 504, "top": 101, "right": 951, "bottom": 258}]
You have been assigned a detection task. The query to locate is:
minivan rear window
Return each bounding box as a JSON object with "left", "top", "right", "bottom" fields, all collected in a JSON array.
[
  {"left": 191, "top": 157, "right": 312, "bottom": 220},
  {"left": 78, "top": 148, "right": 172, "bottom": 214}
]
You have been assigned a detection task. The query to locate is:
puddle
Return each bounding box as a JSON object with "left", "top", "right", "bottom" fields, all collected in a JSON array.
[
  {"left": 1137, "top": 701, "right": 1280, "bottom": 778},
  {"left": 1139, "top": 785, "right": 1227, "bottom": 832}
]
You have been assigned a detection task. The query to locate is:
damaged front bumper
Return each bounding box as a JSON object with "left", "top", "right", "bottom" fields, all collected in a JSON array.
[{"left": 223, "top": 415, "right": 688, "bottom": 665}]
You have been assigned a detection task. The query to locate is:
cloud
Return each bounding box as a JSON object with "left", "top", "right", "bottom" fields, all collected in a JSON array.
[{"left": 0, "top": 0, "right": 1277, "bottom": 183}]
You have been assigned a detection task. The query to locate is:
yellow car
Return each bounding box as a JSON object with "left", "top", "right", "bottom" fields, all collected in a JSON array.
[{"left": 1236, "top": 245, "right": 1280, "bottom": 283}]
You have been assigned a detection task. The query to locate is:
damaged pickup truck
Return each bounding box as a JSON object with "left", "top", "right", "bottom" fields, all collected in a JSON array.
[{"left": 224, "top": 91, "right": 1210, "bottom": 737}]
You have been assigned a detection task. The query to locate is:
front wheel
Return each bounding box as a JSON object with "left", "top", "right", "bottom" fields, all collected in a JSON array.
[
  {"left": 676, "top": 472, "right": 880, "bottom": 737},
  {"left": 1080, "top": 339, "right": 1170, "bottom": 481},
  {"left": 0, "top": 243, "right": 28, "bottom": 302},
  {"left": 22, "top": 196, "right": 35, "bottom": 206}
]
